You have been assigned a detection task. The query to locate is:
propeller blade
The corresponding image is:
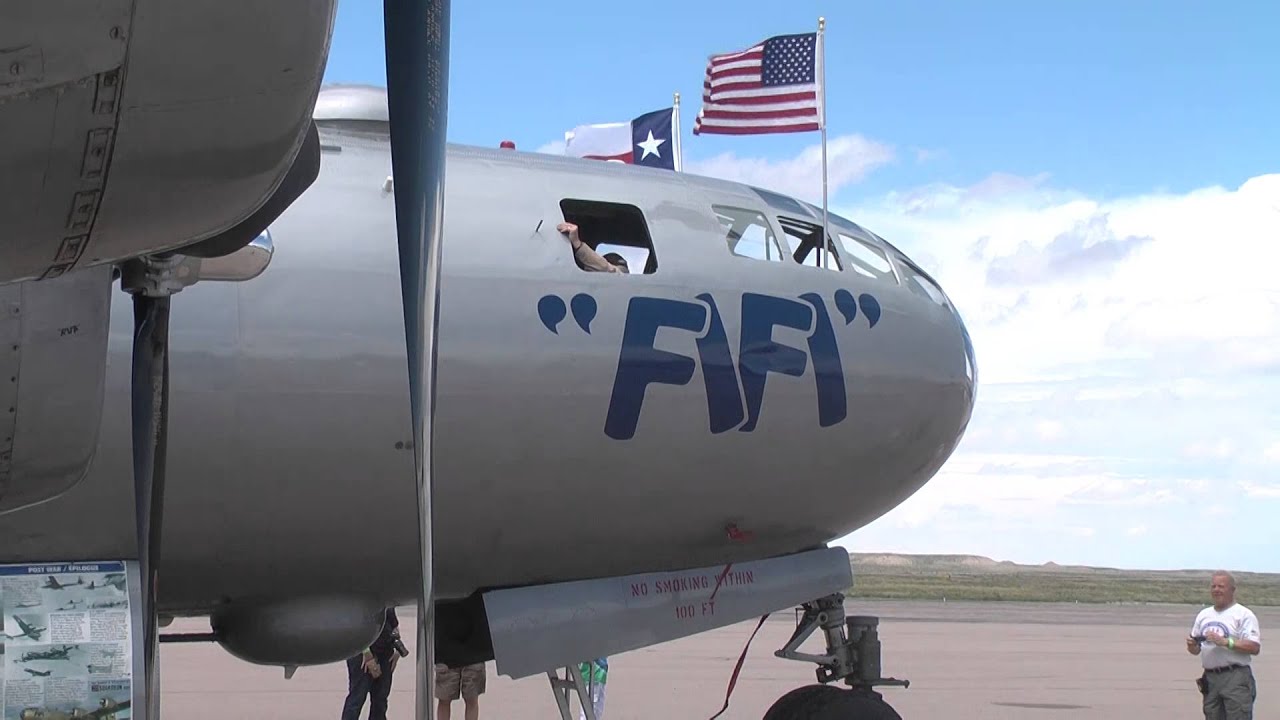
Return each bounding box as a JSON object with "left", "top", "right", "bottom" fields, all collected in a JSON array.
[
  {"left": 129, "top": 287, "right": 172, "bottom": 720},
  {"left": 383, "top": 0, "right": 451, "bottom": 716}
]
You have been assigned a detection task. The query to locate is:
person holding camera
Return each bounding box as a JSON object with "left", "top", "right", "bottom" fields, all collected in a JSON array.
[
  {"left": 1186, "top": 571, "right": 1261, "bottom": 719},
  {"left": 342, "top": 607, "right": 408, "bottom": 720}
]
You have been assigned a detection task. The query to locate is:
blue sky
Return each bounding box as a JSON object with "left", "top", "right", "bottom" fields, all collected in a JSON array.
[
  {"left": 324, "top": 1, "right": 1280, "bottom": 572},
  {"left": 325, "top": 0, "right": 1277, "bottom": 199}
]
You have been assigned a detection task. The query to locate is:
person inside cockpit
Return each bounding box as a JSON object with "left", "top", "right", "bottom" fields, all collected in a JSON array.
[{"left": 557, "top": 222, "right": 629, "bottom": 274}]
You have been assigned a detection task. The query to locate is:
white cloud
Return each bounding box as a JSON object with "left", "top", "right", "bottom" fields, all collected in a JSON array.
[
  {"left": 818, "top": 169, "right": 1280, "bottom": 569},
  {"left": 535, "top": 140, "right": 565, "bottom": 155},
  {"left": 1182, "top": 479, "right": 1210, "bottom": 494},
  {"left": 847, "top": 173, "right": 1280, "bottom": 385},
  {"left": 1240, "top": 482, "right": 1280, "bottom": 499},
  {"left": 913, "top": 147, "right": 945, "bottom": 164},
  {"left": 1183, "top": 439, "right": 1236, "bottom": 460},
  {"left": 1035, "top": 420, "right": 1064, "bottom": 441},
  {"left": 864, "top": 451, "right": 1169, "bottom": 531},
  {"left": 688, "top": 137, "right": 1280, "bottom": 567},
  {"left": 686, "top": 134, "right": 895, "bottom": 205}
]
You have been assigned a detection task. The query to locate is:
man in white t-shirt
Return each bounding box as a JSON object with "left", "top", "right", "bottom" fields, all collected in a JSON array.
[{"left": 1186, "top": 570, "right": 1261, "bottom": 719}]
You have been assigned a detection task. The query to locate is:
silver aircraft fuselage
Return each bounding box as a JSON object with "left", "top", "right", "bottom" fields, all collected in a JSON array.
[{"left": 0, "top": 89, "right": 976, "bottom": 622}]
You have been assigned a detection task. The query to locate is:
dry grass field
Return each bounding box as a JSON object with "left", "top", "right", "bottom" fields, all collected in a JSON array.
[{"left": 846, "top": 553, "right": 1280, "bottom": 605}]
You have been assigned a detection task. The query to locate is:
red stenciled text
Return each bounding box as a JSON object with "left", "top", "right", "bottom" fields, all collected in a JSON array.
[
  {"left": 716, "top": 569, "right": 755, "bottom": 588},
  {"left": 631, "top": 570, "right": 757, "bottom": 599},
  {"left": 654, "top": 574, "right": 711, "bottom": 594},
  {"left": 674, "top": 601, "right": 717, "bottom": 621}
]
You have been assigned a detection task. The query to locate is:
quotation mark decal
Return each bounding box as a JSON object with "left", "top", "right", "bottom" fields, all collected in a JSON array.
[
  {"left": 833, "top": 289, "right": 881, "bottom": 328},
  {"left": 538, "top": 294, "right": 598, "bottom": 334}
]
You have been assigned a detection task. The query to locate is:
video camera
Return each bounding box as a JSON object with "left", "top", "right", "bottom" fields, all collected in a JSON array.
[{"left": 390, "top": 628, "right": 409, "bottom": 658}]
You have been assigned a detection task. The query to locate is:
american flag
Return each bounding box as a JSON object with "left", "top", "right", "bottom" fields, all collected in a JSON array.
[{"left": 693, "top": 32, "right": 822, "bottom": 136}]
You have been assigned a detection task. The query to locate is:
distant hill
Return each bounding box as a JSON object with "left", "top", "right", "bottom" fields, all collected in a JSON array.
[{"left": 845, "top": 553, "right": 1280, "bottom": 606}]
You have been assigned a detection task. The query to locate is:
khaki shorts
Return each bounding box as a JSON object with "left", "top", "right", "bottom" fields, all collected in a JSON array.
[{"left": 435, "top": 662, "right": 486, "bottom": 700}]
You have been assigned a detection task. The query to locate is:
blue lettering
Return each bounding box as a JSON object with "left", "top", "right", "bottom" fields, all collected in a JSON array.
[
  {"left": 799, "top": 293, "right": 847, "bottom": 427},
  {"left": 605, "top": 297, "right": 707, "bottom": 440},
  {"left": 737, "top": 293, "right": 813, "bottom": 432},
  {"left": 694, "top": 294, "right": 746, "bottom": 434},
  {"left": 544, "top": 289, "right": 882, "bottom": 440}
]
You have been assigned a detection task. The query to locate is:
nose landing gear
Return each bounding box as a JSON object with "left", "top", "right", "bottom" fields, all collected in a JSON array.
[{"left": 764, "top": 594, "right": 908, "bottom": 719}]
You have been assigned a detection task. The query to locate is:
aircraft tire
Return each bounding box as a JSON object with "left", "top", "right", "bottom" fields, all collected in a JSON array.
[
  {"left": 762, "top": 685, "right": 840, "bottom": 719},
  {"left": 762, "top": 685, "right": 903, "bottom": 720}
]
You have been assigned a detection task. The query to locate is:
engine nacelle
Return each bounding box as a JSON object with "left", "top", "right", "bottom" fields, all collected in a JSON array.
[
  {"left": 0, "top": 0, "right": 336, "bottom": 285},
  {"left": 0, "top": 265, "right": 113, "bottom": 514}
]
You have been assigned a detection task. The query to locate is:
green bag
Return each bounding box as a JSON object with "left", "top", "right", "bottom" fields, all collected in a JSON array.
[{"left": 577, "top": 657, "right": 608, "bottom": 686}]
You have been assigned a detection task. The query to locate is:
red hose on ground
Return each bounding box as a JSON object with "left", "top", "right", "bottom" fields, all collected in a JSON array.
[{"left": 708, "top": 613, "right": 771, "bottom": 719}]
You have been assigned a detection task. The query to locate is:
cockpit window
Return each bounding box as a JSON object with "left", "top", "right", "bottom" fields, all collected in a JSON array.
[
  {"left": 749, "top": 186, "right": 813, "bottom": 216},
  {"left": 835, "top": 233, "right": 897, "bottom": 282},
  {"left": 777, "top": 217, "right": 842, "bottom": 272},
  {"left": 800, "top": 202, "right": 873, "bottom": 237},
  {"left": 714, "top": 206, "right": 785, "bottom": 262},
  {"left": 896, "top": 257, "right": 949, "bottom": 308}
]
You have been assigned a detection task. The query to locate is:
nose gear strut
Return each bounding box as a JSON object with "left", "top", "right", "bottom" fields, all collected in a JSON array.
[{"left": 765, "top": 593, "right": 908, "bottom": 719}]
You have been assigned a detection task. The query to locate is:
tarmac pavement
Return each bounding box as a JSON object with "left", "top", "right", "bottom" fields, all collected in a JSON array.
[{"left": 158, "top": 600, "right": 1277, "bottom": 718}]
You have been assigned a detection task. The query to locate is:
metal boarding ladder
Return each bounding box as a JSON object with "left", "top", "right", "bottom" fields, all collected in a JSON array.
[{"left": 547, "top": 665, "right": 598, "bottom": 720}]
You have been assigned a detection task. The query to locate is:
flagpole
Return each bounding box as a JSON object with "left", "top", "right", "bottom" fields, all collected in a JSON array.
[
  {"left": 673, "top": 91, "right": 683, "bottom": 172},
  {"left": 817, "top": 16, "right": 829, "bottom": 270}
]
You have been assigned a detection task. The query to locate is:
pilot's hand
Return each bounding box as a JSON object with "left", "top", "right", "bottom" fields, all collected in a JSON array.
[
  {"left": 389, "top": 653, "right": 400, "bottom": 672},
  {"left": 1186, "top": 636, "right": 1199, "bottom": 651},
  {"left": 363, "top": 653, "right": 382, "bottom": 677},
  {"left": 1205, "top": 630, "right": 1227, "bottom": 646},
  {"left": 556, "top": 222, "right": 580, "bottom": 245}
]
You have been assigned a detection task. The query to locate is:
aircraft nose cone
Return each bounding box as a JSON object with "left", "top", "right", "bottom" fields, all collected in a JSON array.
[{"left": 958, "top": 308, "right": 977, "bottom": 395}]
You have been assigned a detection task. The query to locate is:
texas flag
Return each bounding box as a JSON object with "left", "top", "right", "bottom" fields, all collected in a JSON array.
[{"left": 564, "top": 107, "right": 677, "bottom": 170}]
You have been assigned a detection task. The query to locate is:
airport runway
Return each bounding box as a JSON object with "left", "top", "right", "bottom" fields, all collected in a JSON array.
[{"left": 159, "top": 600, "right": 1276, "bottom": 718}]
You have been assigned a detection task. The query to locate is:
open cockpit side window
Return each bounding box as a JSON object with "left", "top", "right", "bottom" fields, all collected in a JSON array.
[
  {"left": 559, "top": 199, "right": 658, "bottom": 274},
  {"left": 714, "top": 205, "right": 786, "bottom": 262},
  {"left": 777, "top": 216, "right": 842, "bottom": 272}
]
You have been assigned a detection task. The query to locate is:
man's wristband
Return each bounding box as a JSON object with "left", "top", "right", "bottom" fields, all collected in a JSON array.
[{"left": 1228, "top": 637, "right": 1235, "bottom": 649}]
